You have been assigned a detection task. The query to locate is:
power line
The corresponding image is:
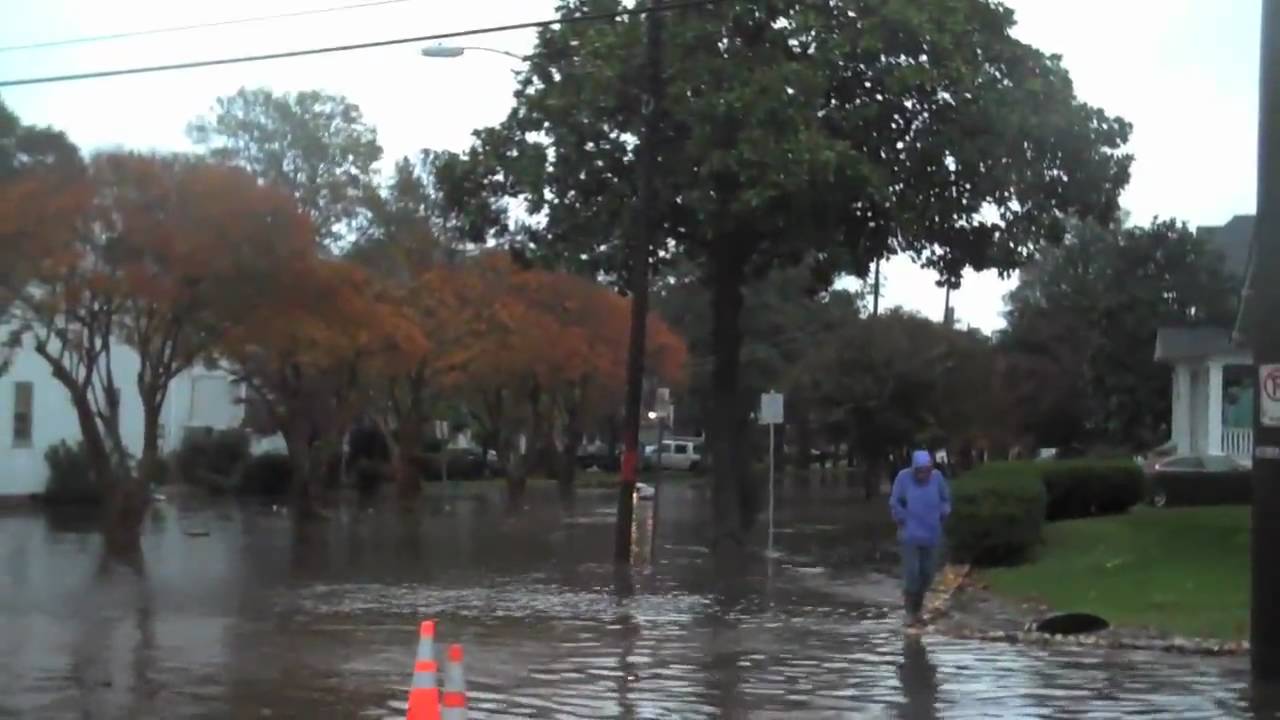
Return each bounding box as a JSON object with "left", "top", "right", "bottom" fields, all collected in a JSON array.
[
  {"left": 0, "top": 0, "right": 413, "bottom": 54},
  {"left": 0, "top": 0, "right": 722, "bottom": 89}
]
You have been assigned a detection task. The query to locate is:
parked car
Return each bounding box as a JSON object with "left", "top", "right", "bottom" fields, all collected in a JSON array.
[
  {"left": 643, "top": 439, "right": 704, "bottom": 472},
  {"left": 1144, "top": 453, "right": 1251, "bottom": 507}
]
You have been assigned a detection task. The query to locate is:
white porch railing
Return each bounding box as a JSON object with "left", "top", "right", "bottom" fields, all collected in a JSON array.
[{"left": 1223, "top": 427, "right": 1254, "bottom": 464}]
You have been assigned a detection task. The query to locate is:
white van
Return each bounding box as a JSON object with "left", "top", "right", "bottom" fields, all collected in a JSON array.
[{"left": 645, "top": 439, "right": 704, "bottom": 471}]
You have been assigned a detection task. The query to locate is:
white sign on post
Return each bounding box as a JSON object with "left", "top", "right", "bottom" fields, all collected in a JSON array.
[
  {"left": 655, "top": 387, "right": 672, "bottom": 420},
  {"left": 759, "top": 391, "right": 784, "bottom": 425},
  {"left": 760, "top": 391, "right": 784, "bottom": 559},
  {"left": 1262, "top": 365, "right": 1280, "bottom": 428}
]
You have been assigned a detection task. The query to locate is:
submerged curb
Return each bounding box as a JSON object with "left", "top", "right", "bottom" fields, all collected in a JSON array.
[
  {"left": 943, "top": 626, "right": 1250, "bottom": 656},
  {"left": 921, "top": 563, "right": 1250, "bottom": 657}
]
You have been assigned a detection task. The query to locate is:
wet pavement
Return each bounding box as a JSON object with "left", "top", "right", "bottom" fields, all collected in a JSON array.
[{"left": 0, "top": 477, "right": 1272, "bottom": 718}]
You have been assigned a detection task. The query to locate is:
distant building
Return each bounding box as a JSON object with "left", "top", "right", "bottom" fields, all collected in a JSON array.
[
  {"left": 1154, "top": 215, "right": 1256, "bottom": 463},
  {"left": 0, "top": 330, "right": 244, "bottom": 498}
]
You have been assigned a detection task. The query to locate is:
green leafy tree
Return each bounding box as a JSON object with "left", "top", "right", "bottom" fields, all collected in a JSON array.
[
  {"left": 188, "top": 88, "right": 383, "bottom": 248},
  {"left": 442, "top": 0, "right": 1131, "bottom": 547},
  {"left": 1000, "top": 217, "right": 1238, "bottom": 449}
]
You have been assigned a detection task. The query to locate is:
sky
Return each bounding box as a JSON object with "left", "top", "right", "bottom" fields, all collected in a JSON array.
[{"left": 0, "top": 0, "right": 1263, "bottom": 333}]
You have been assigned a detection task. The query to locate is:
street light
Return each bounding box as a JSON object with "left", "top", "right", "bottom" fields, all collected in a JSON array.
[{"left": 420, "top": 45, "right": 527, "bottom": 62}]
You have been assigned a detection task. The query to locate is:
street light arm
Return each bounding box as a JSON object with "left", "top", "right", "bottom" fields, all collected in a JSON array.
[{"left": 420, "top": 45, "right": 526, "bottom": 61}]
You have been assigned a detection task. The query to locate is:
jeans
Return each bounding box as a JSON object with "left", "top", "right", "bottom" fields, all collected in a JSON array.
[{"left": 900, "top": 542, "right": 940, "bottom": 613}]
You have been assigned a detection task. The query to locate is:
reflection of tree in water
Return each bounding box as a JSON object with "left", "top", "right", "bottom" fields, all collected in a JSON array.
[
  {"left": 67, "top": 552, "right": 154, "bottom": 718},
  {"left": 702, "top": 555, "right": 751, "bottom": 718},
  {"left": 612, "top": 567, "right": 639, "bottom": 720},
  {"left": 897, "top": 636, "right": 939, "bottom": 720}
]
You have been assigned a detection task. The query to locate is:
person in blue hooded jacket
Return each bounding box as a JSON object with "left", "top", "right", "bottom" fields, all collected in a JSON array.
[{"left": 890, "top": 449, "right": 951, "bottom": 627}]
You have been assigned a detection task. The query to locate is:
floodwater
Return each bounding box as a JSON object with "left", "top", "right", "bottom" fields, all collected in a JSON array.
[{"left": 0, "top": 477, "right": 1272, "bottom": 719}]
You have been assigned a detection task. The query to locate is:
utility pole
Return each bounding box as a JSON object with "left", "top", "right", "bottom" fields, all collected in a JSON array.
[
  {"left": 615, "top": 0, "right": 664, "bottom": 563},
  {"left": 871, "top": 258, "right": 881, "bottom": 316},
  {"left": 1252, "top": 0, "right": 1280, "bottom": 682}
]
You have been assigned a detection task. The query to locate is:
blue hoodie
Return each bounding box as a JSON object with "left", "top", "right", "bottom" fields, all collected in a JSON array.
[{"left": 890, "top": 450, "right": 952, "bottom": 547}]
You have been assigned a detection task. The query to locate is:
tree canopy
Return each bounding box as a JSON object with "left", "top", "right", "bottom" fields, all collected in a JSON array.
[
  {"left": 440, "top": 0, "right": 1132, "bottom": 545},
  {"left": 188, "top": 87, "right": 383, "bottom": 248},
  {"left": 999, "top": 217, "right": 1238, "bottom": 450}
]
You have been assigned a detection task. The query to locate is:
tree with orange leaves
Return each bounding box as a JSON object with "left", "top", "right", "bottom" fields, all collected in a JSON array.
[
  {"left": 0, "top": 144, "right": 341, "bottom": 549},
  {"left": 504, "top": 265, "right": 687, "bottom": 498},
  {"left": 440, "top": 252, "right": 687, "bottom": 504},
  {"left": 92, "top": 154, "right": 320, "bottom": 506},
  {"left": 216, "top": 251, "right": 425, "bottom": 514}
]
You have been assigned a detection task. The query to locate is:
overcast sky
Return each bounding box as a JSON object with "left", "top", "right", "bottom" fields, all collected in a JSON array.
[{"left": 0, "top": 0, "right": 1263, "bottom": 333}]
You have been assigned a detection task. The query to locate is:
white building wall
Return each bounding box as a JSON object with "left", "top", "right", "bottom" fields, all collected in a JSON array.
[{"left": 0, "top": 330, "right": 243, "bottom": 497}]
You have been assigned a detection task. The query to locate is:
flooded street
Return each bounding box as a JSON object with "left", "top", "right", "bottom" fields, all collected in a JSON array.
[{"left": 0, "top": 478, "right": 1269, "bottom": 719}]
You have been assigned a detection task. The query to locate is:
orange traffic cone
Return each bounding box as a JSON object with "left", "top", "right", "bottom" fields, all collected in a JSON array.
[
  {"left": 406, "top": 620, "right": 441, "bottom": 720},
  {"left": 441, "top": 643, "right": 468, "bottom": 720}
]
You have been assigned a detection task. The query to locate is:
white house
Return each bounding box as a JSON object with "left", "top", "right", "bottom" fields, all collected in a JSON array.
[
  {"left": 1155, "top": 215, "right": 1256, "bottom": 465},
  {"left": 0, "top": 331, "right": 245, "bottom": 498}
]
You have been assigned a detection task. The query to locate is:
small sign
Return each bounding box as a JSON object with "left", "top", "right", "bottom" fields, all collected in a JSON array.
[
  {"left": 654, "top": 387, "right": 672, "bottom": 419},
  {"left": 1262, "top": 365, "right": 1280, "bottom": 428},
  {"left": 759, "top": 391, "right": 784, "bottom": 425},
  {"left": 1258, "top": 445, "right": 1280, "bottom": 461}
]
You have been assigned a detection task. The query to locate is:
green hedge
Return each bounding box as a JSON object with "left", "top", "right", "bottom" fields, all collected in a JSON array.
[
  {"left": 353, "top": 459, "right": 392, "bottom": 495},
  {"left": 410, "top": 450, "right": 490, "bottom": 481},
  {"left": 949, "top": 463, "right": 1048, "bottom": 565},
  {"left": 43, "top": 441, "right": 103, "bottom": 506},
  {"left": 239, "top": 453, "right": 293, "bottom": 497},
  {"left": 1152, "top": 470, "right": 1252, "bottom": 507},
  {"left": 177, "top": 429, "right": 251, "bottom": 493},
  {"left": 1040, "top": 460, "right": 1145, "bottom": 520}
]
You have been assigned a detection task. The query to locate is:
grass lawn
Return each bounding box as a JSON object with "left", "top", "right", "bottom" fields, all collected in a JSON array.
[{"left": 982, "top": 506, "right": 1251, "bottom": 640}]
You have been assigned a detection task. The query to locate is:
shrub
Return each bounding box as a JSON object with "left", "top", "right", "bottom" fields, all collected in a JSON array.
[
  {"left": 239, "top": 453, "right": 293, "bottom": 497},
  {"left": 353, "top": 459, "right": 392, "bottom": 496},
  {"left": 1040, "top": 460, "right": 1145, "bottom": 520},
  {"left": 177, "top": 429, "right": 250, "bottom": 491},
  {"left": 948, "top": 463, "right": 1048, "bottom": 566},
  {"left": 43, "top": 441, "right": 103, "bottom": 506},
  {"left": 1152, "top": 469, "right": 1252, "bottom": 507},
  {"left": 411, "top": 450, "right": 488, "bottom": 481}
]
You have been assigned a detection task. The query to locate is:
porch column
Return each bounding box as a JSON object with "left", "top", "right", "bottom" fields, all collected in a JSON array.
[
  {"left": 1173, "top": 364, "right": 1193, "bottom": 453},
  {"left": 1208, "top": 362, "right": 1224, "bottom": 454}
]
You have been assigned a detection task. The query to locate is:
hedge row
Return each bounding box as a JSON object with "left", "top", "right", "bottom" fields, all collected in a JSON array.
[
  {"left": 948, "top": 464, "right": 1048, "bottom": 566},
  {"left": 1152, "top": 469, "right": 1252, "bottom": 507},
  {"left": 947, "top": 460, "right": 1145, "bottom": 566},
  {"left": 1040, "top": 460, "right": 1146, "bottom": 521}
]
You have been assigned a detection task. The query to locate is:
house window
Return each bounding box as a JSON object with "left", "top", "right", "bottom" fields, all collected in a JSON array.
[{"left": 12, "top": 381, "right": 33, "bottom": 448}]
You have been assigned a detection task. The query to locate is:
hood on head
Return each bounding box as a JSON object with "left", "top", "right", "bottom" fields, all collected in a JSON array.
[{"left": 911, "top": 450, "right": 933, "bottom": 469}]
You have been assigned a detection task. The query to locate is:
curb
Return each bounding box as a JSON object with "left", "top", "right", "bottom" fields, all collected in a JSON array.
[{"left": 920, "top": 563, "right": 1249, "bottom": 657}]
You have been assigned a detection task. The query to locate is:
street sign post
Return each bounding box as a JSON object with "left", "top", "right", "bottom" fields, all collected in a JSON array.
[
  {"left": 759, "top": 391, "right": 784, "bottom": 556},
  {"left": 1261, "top": 365, "right": 1280, "bottom": 427}
]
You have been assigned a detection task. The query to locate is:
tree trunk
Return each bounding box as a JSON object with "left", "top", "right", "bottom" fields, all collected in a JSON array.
[
  {"left": 64, "top": 386, "right": 145, "bottom": 555},
  {"left": 865, "top": 455, "right": 885, "bottom": 500},
  {"left": 393, "top": 419, "right": 422, "bottom": 502},
  {"left": 138, "top": 388, "right": 166, "bottom": 489},
  {"left": 285, "top": 422, "right": 321, "bottom": 518},
  {"left": 504, "top": 433, "right": 527, "bottom": 511},
  {"left": 558, "top": 399, "right": 583, "bottom": 504},
  {"left": 708, "top": 252, "right": 753, "bottom": 550},
  {"left": 795, "top": 397, "right": 813, "bottom": 482}
]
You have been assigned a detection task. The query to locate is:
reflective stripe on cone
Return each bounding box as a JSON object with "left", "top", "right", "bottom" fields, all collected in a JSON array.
[{"left": 441, "top": 644, "right": 467, "bottom": 720}]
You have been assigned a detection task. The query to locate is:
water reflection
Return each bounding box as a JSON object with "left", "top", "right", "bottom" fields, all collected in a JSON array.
[
  {"left": 897, "top": 637, "right": 938, "bottom": 720},
  {"left": 0, "top": 481, "right": 1268, "bottom": 718}
]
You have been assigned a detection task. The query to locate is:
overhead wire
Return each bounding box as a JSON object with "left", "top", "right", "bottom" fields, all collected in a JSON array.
[
  {"left": 0, "top": 0, "right": 723, "bottom": 88},
  {"left": 0, "top": 0, "right": 414, "bottom": 54}
]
